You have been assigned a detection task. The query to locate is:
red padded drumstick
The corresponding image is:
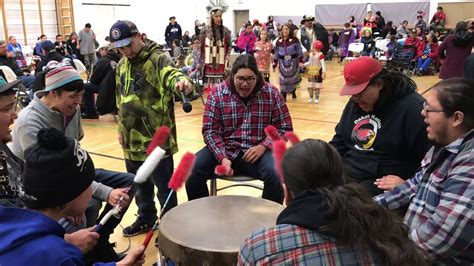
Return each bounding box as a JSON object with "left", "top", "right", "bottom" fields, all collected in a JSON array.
[
  {"left": 146, "top": 126, "right": 170, "bottom": 156},
  {"left": 214, "top": 164, "right": 229, "bottom": 176},
  {"left": 140, "top": 152, "right": 196, "bottom": 259},
  {"left": 272, "top": 139, "right": 287, "bottom": 184},
  {"left": 284, "top": 132, "right": 300, "bottom": 145},
  {"left": 264, "top": 125, "right": 281, "bottom": 141}
]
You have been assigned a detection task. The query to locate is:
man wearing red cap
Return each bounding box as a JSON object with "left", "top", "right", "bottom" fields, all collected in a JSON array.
[{"left": 330, "top": 57, "right": 430, "bottom": 196}]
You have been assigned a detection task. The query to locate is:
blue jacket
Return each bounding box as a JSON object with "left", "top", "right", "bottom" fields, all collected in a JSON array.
[{"left": 0, "top": 207, "right": 114, "bottom": 266}]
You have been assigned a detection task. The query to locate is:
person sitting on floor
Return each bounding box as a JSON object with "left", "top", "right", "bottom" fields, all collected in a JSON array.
[
  {"left": 185, "top": 54, "right": 293, "bottom": 204},
  {"left": 375, "top": 78, "right": 474, "bottom": 265},
  {"left": 238, "top": 139, "right": 429, "bottom": 265},
  {"left": 415, "top": 33, "right": 439, "bottom": 76},
  {"left": 0, "top": 128, "right": 145, "bottom": 265}
]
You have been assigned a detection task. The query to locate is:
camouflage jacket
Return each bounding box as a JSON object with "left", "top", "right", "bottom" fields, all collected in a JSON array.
[{"left": 115, "top": 41, "right": 190, "bottom": 161}]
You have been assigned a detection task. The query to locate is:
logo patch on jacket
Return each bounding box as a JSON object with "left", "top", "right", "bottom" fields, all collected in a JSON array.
[{"left": 351, "top": 114, "right": 382, "bottom": 151}]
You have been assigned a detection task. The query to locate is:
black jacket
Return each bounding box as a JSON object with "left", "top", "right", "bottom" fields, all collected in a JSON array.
[
  {"left": 165, "top": 23, "right": 182, "bottom": 45},
  {"left": 0, "top": 143, "right": 24, "bottom": 207},
  {"left": 313, "top": 23, "right": 330, "bottom": 55},
  {"left": 329, "top": 80, "right": 430, "bottom": 195},
  {"left": 0, "top": 56, "right": 22, "bottom": 76},
  {"left": 95, "top": 50, "right": 121, "bottom": 115},
  {"left": 35, "top": 52, "right": 65, "bottom": 72}
]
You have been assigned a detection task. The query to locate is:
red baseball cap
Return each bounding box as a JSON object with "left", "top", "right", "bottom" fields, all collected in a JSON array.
[{"left": 340, "top": 57, "right": 382, "bottom": 96}]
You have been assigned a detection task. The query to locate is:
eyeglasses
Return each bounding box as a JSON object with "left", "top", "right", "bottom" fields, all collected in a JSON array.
[
  {"left": 423, "top": 102, "right": 444, "bottom": 113},
  {"left": 235, "top": 75, "right": 256, "bottom": 84}
]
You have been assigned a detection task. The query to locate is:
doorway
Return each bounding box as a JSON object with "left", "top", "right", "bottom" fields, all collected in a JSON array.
[{"left": 234, "top": 10, "right": 249, "bottom": 37}]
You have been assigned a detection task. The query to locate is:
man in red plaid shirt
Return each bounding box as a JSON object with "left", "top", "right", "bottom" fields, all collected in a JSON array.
[{"left": 185, "top": 54, "right": 293, "bottom": 203}]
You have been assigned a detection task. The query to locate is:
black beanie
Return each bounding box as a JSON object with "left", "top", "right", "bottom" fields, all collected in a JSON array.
[{"left": 22, "top": 128, "right": 95, "bottom": 209}]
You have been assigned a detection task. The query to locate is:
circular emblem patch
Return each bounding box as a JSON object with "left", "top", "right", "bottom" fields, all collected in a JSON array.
[{"left": 111, "top": 28, "right": 121, "bottom": 40}]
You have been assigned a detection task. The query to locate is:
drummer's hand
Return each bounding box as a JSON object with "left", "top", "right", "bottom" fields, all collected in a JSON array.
[
  {"left": 175, "top": 79, "right": 193, "bottom": 95},
  {"left": 374, "top": 175, "right": 404, "bottom": 191},
  {"left": 221, "top": 158, "right": 234, "bottom": 176},
  {"left": 64, "top": 227, "right": 99, "bottom": 254},
  {"left": 117, "top": 245, "right": 145, "bottom": 265},
  {"left": 107, "top": 188, "right": 130, "bottom": 207},
  {"left": 242, "top": 145, "right": 266, "bottom": 164}
]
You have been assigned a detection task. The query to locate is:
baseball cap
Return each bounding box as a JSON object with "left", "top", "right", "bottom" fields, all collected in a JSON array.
[
  {"left": 0, "top": 76, "right": 20, "bottom": 94},
  {"left": 41, "top": 40, "right": 56, "bottom": 53},
  {"left": 340, "top": 57, "right": 382, "bottom": 96},
  {"left": 109, "top": 20, "right": 139, "bottom": 49}
]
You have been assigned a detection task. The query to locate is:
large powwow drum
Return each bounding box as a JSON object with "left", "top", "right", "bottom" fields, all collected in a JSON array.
[{"left": 157, "top": 195, "right": 284, "bottom": 265}]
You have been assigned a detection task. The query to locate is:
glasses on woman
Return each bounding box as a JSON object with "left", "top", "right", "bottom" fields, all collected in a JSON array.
[
  {"left": 423, "top": 101, "right": 444, "bottom": 114},
  {"left": 235, "top": 75, "right": 256, "bottom": 84}
]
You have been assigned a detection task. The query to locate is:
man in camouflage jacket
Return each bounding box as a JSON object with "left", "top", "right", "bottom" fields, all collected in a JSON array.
[{"left": 109, "top": 20, "right": 193, "bottom": 236}]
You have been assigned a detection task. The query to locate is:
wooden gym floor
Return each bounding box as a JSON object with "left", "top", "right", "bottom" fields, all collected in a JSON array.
[{"left": 80, "top": 60, "right": 440, "bottom": 264}]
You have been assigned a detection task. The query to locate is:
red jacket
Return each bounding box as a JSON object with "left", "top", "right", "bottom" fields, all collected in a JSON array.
[{"left": 416, "top": 41, "right": 439, "bottom": 64}]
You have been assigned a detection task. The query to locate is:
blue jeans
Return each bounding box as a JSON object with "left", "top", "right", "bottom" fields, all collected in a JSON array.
[
  {"left": 18, "top": 75, "right": 35, "bottom": 89},
  {"left": 125, "top": 156, "right": 175, "bottom": 223},
  {"left": 417, "top": 57, "right": 433, "bottom": 73},
  {"left": 185, "top": 147, "right": 284, "bottom": 203},
  {"left": 83, "top": 82, "right": 100, "bottom": 114}
]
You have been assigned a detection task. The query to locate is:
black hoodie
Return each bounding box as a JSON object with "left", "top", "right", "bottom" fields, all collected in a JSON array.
[
  {"left": 95, "top": 50, "right": 122, "bottom": 115},
  {"left": 330, "top": 80, "right": 429, "bottom": 195}
]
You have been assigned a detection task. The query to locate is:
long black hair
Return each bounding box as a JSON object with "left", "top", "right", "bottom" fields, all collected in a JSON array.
[
  {"left": 452, "top": 21, "right": 472, "bottom": 47},
  {"left": 281, "top": 139, "right": 429, "bottom": 266}
]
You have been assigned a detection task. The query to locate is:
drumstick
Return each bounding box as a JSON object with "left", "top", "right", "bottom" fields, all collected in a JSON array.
[
  {"left": 283, "top": 132, "right": 300, "bottom": 145},
  {"left": 272, "top": 139, "right": 287, "bottom": 184},
  {"left": 264, "top": 125, "right": 281, "bottom": 141},
  {"left": 95, "top": 127, "right": 169, "bottom": 233},
  {"left": 140, "top": 152, "right": 196, "bottom": 257}
]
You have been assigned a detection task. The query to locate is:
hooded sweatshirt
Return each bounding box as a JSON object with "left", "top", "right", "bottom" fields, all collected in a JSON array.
[
  {"left": 115, "top": 40, "right": 190, "bottom": 161},
  {"left": 330, "top": 80, "right": 429, "bottom": 195},
  {"left": 0, "top": 207, "right": 114, "bottom": 265},
  {"left": 0, "top": 206, "right": 84, "bottom": 265},
  {"left": 94, "top": 50, "right": 121, "bottom": 115},
  {"left": 238, "top": 190, "right": 380, "bottom": 264}
]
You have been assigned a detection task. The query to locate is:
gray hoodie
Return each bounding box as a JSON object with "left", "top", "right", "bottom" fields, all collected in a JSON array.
[{"left": 11, "top": 91, "right": 112, "bottom": 201}]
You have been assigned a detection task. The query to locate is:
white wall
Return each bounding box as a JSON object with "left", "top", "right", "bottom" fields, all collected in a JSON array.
[{"left": 73, "top": 0, "right": 474, "bottom": 43}]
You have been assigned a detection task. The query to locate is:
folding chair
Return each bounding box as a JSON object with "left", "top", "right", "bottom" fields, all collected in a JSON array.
[
  {"left": 0, "top": 67, "right": 29, "bottom": 110},
  {"left": 209, "top": 176, "right": 263, "bottom": 196},
  {"left": 343, "top": 43, "right": 364, "bottom": 62}
]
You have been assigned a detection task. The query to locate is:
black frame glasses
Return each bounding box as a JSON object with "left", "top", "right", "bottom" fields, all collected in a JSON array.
[{"left": 423, "top": 102, "right": 444, "bottom": 113}]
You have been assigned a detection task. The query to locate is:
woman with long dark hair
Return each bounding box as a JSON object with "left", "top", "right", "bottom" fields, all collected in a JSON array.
[
  {"left": 274, "top": 23, "right": 303, "bottom": 101},
  {"left": 185, "top": 54, "right": 292, "bottom": 203},
  {"left": 238, "top": 139, "right": 429, "bottom": 265},
  {"left": 438, "top": 21, "right": 474, "bottom": 79}
]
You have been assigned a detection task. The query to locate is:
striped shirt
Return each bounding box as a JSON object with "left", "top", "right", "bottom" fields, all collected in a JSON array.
[
  {"left": 238, "top": 224, "right": 380, "bottom": 265},
  {"left": 375, "top": 130, "right": 473, "bottom": 265},
  {"left": 202, "top": 82, "right": 293, "bottom": 162}
]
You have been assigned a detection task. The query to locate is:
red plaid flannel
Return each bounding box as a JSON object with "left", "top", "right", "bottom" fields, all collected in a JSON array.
[{"left": 202, "top": 82, "right": 293, "bottom": 162}]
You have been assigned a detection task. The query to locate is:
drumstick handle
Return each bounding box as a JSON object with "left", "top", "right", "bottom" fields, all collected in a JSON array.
[
  {"left": 159, "top": 190, "right": 175, "bottom": 219},
  {"left": 142, "top": 229, "right": 155, "bottom": 249}
]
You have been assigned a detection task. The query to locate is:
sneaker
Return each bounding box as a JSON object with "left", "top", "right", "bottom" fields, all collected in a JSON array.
[
  {"left": 122, "top": 218, "right": 155, "bottom": 237},
  {"left": 292, "top": 92, "right": 297, "bottom": 99},
  {"left": 308, "top": 98, "right": 313, "bottom": 103},
  {"left": 314, "top": 98, "right": 320, "bottom": 104}
]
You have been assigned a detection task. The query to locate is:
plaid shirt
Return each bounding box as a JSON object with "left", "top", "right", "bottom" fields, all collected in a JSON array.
[
  {"left": 238, "top": 224, "right": 380, "bottom": 265},
  {"left": 375, "top": 130, "right": 473, "bottom": 265},
  {"left": 203, "top": 82, "right": 293, "bottom": 162}
]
